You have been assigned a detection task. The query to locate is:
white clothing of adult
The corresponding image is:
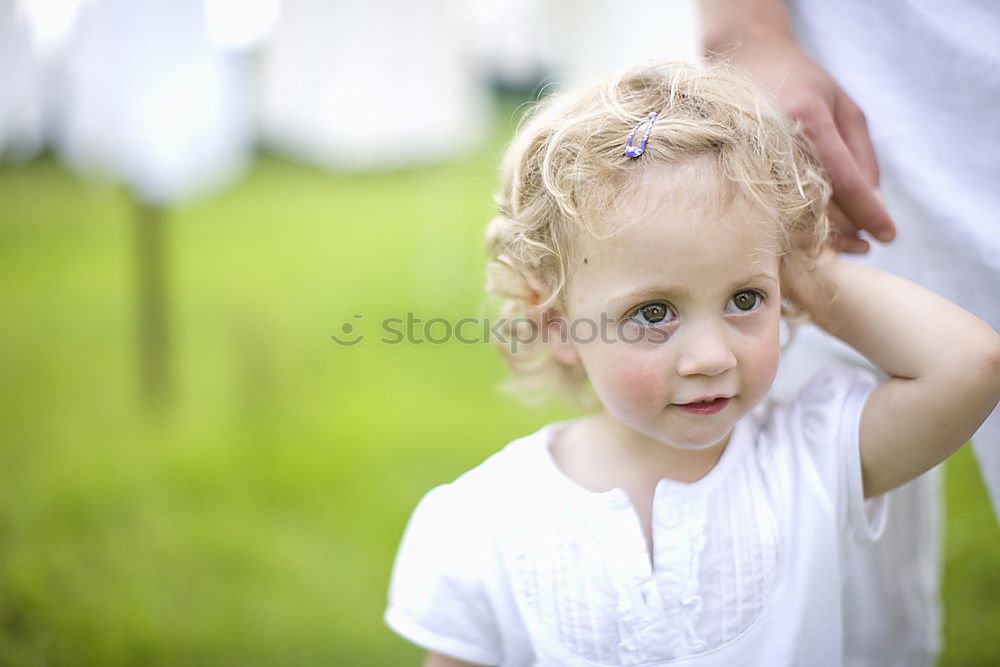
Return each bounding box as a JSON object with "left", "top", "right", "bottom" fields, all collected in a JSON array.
[
  {"left": 460, "top": 0, "right": 699, "bottom": 90},
  {"left": 771, "top": 2, "right": 1000, "bottom": 666},
  {"left": 0, "top": 1, "right": 47, "bottom": 161},
  {"left": 258, "top": 0, "right": 488, "bottom": 172},
  {"left": 386, "top": 367, "right": 885, "bottom": 666},
  {"left": 56, "top": 0, "right": 253, "bottom": 205}
]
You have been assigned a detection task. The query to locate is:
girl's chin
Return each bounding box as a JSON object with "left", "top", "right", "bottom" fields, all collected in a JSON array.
[
  {"left": 599, "top": 412, "right": 733, "bottom": 452},
  {"left": 661, "top": 428, "right": 734, "bottom": 451},
  {"left": 667, "top": 439, "right": 729, "bottom": 451}
]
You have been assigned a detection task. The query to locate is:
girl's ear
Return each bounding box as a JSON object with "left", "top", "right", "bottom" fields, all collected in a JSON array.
[
  {"left": 540, "top": 308, "right": 580, "bottom": 367},
  {"left": 525, "top": 273, "right": 581, "bottom": 367}
]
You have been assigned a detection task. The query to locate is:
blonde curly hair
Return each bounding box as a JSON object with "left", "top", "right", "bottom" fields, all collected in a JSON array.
[{"left": 485, "top": 62, "right": 830, "bottom": 404}]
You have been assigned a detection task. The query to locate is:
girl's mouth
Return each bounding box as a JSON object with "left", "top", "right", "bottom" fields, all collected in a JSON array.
[{"left": 674, "top": 397, "right": 731, "bottom": 415}]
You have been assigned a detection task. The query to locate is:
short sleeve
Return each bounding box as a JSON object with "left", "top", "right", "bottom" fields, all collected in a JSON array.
[
  {"left": 385, "top": 484, "right": 502, "bottom": 666},
  {"left": 789, "top": 365, "right": 887, "bottom": 548}
]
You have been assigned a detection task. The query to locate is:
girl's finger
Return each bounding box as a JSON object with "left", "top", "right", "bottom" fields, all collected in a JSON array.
[{"left": 828, "top": 199, "right": 870, "bottom": 254}]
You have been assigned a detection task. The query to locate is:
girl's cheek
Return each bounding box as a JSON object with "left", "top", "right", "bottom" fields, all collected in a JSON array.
[
  {"left": 746, "top": 327, "right": 781, "bottom": 389},
  {"left": 603, "top": 349, "right": 665, "bottom": 406}
]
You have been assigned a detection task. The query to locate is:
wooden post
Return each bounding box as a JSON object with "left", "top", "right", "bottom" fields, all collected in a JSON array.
[{"left": 134, "top": 198, "right": 171, "bottom": 411}]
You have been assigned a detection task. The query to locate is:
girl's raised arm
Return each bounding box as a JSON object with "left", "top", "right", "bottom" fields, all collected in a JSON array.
[{"left": 784, "top": 250, "right": 1000, "bottom": 497}]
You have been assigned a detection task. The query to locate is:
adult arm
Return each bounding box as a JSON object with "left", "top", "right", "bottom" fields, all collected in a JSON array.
[
  {"left": 784, "top": 251, "right": 1000, "bottom": 498},
  {"left": 700, "top": 0, "right": 896, "bottom": 252}
]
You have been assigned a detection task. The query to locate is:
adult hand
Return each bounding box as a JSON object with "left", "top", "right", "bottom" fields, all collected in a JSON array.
[{"left": 701, "top": 1, "right": 896, "bottom": 253}]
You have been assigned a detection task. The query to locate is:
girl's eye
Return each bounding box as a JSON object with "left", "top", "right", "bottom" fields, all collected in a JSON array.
[
  {"left": 728, "top": 290, "right": 763, "bottom": 313},
  {"left": 630, "top": 302, "right": 675, "bottom": 326}
]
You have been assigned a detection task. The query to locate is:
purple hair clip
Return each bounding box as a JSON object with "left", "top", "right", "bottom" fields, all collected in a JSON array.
[{"left": 623, "top": 112, "right": 657, "bottom": 158}]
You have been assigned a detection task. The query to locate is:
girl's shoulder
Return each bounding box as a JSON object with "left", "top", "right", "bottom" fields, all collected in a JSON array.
[
  {"left": 389, "top": 423, "right": 570, "bottom": 598},
  {"left": 451, "top": 423, "right": 558, "bottom": 491},
  {"left": 387, "top": 431, "right": 561, "bottom": 666},
  {"left": 410, "top": 423, "right": 568, "bottom": 529},
  {"left": 753, "top": 364, "right": 877, "bottom": 439},
  {"left": 747, "top": 364, "right": 885, "bottom": 546},
  {"left": 735, "top": 364, "right": 879, "bottom": 501}
]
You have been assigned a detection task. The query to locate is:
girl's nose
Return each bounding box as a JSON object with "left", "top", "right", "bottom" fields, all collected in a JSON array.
[{"left": 676, "top": 325, "right": 738, "bottom": 377}]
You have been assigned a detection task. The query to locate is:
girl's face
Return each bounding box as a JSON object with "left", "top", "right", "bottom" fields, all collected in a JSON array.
[{"left": 551, "top": 162, "right": 782, "bottom": 454}]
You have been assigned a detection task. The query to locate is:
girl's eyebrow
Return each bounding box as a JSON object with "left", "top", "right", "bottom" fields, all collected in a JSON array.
[{"left": 609, "top": 273, "right": 778, "bottom": 304}]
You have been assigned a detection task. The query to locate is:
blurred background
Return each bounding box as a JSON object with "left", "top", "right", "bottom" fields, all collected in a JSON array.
[{"left": 0, "top": 0, "right": 997, "bottom": 664}]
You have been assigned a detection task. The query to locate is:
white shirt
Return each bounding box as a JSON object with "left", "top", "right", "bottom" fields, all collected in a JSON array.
[{"left": 386, "top": 367, "right": 885, "bottom": 666}]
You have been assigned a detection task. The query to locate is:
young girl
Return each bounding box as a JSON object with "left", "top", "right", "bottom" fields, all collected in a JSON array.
[{"left": 384, "top": 63, "right": 1000, "bottom": 666}]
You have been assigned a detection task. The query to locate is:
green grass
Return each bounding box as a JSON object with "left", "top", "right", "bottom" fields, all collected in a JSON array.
[{"left": 0, "top": 131, "right": 997, "bottom": 665}]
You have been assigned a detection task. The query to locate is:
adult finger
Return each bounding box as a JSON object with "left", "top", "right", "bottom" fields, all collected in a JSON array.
[
  {"left": 834, "top": 94, "right": 881, "bottom": 188},
  {"left": 797, "top": 100, "right": 895, "bottom": 243}
]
